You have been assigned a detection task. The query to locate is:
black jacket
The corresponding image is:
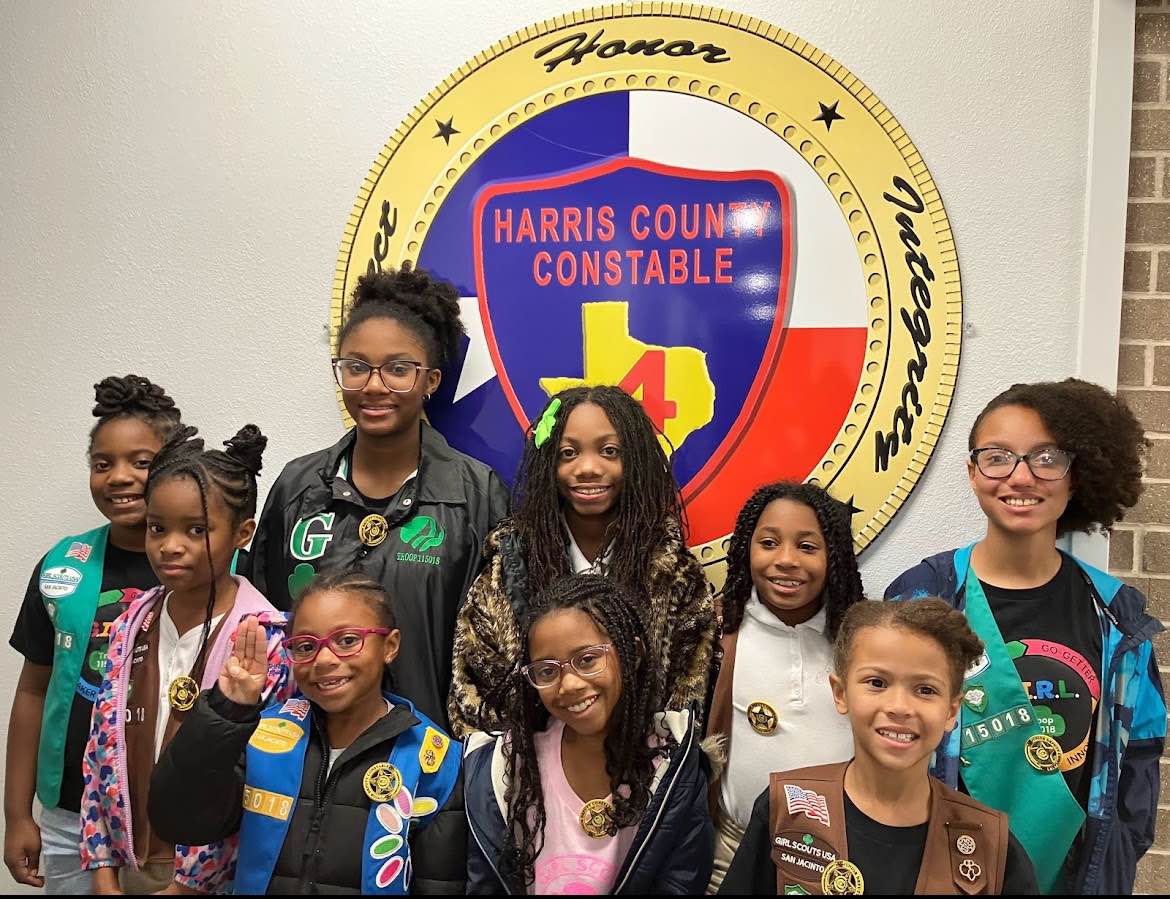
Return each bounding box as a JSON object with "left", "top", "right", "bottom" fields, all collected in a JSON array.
[
  {"left": 149, "top": 686, "right": 466, "bottom": 894},
  {"left": 244, "top": 423, "right": 509, "bottom": 727},
  {"left": 464, "top": 708, "right": 714, "bottom": 894}
]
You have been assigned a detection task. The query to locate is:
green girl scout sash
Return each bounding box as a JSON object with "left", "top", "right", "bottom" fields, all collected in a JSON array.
[
  {"left": 235, "top": 692, "right": 460, "bottom": 894},
  {"left": 955, "top": 545, "right": 1084, "bottom": 893},
  {"left": 36, "top": 524, "right": 109, "bottom": 808}
]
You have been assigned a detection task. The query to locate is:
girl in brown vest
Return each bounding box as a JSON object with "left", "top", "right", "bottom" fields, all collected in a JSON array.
[{"left": 720, "top": 599, "right": 1038, "bottom": 895}]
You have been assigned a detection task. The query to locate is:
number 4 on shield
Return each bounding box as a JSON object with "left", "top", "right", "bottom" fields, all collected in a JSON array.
[{"left": 619, "top": 350, "right": 677, "bottom": 430}]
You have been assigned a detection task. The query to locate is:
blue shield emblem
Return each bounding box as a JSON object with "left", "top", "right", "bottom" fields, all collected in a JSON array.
[{"left": 472, "top": 157, "right": 792, "bottom": 493}]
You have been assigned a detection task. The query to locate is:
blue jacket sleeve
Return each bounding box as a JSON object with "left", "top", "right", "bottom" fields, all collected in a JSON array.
[
  {"left": 884, "top": 560, "right": 944, "bottom": 601},
  {"left": 1116, "top": 643, "right": 1166, "bottom": 860},
  {"left": 653, "top": 752, "right": 715, "bottom": 894},
  {"left": 465, "top": 824, "right": 504, "bottom": 895}
]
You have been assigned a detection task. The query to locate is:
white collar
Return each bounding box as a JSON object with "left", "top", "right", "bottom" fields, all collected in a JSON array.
[
  {"left": 744, "top": 586, "right": 827, "bottom": 634},
  {"left": 564, "top": 519, "right": 612, "bottom": 574}
]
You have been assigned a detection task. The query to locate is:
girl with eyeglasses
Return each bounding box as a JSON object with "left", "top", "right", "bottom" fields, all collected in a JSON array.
[
  {"left": 885, "top": 379, "right": 1165, "bottom": 895},
  {"left": 244, "top": 265, "right": 509, "bottom": 730},
  {"left": 464, "top": 573, "right": 713, "bottom": 895},
  {"left": 149, "top": 569, "right": 465, "bottom": 894}
]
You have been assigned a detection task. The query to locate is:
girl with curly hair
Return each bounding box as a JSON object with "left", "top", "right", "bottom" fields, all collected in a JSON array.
[
  {"left": 448, "top": 386, "right": 714, "bottom": 737},
  {"left": 244, "top": 265, "right": 509, "bottom": 730},
  {"left": 720, "top": 600, "right": 1037, "bottom": 895},
  {"left": 885, "top": 378, "right": 1165, "bottom": 894},
  {"left": 4, "top": 375, "right": 181, "bottom": 892},
  {"left": 705, "top": 482, "right": 865, "bottom": 891},
  {"left": 464, "top": 574, "right": 713, "bottom": 894}
]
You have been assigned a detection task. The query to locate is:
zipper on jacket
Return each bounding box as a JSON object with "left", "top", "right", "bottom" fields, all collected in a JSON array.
[{"left": 612, "top": 716, "right": 697, "bottom": 893}]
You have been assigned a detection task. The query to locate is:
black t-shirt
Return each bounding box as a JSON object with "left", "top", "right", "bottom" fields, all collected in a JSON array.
[
  {"left": 720, "top": 786, "right": 1038, "bottom": 894},
  {"left": 9, "top": 543, "right": 157, "bottom": 812},
  {"left": 980, "top": 555, "right": 1102, "bottom": 812}
]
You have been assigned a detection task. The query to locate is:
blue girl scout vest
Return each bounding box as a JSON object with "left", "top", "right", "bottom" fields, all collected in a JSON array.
[{"left": 234, "top": 692, "right": 460, "bottom": 894}]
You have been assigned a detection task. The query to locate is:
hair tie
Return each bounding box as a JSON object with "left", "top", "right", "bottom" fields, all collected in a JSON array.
[{"left": 533, "top": 399, "right": 561, "bottom": 448}]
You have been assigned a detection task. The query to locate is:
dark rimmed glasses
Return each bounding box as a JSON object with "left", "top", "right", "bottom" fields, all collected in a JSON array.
[
  {"left": 520, "top": 643, "right": 612, "bottom": 689},
  {"left": 281, "top": 626, "right": 391, "bottom": 663},
  {"left": 332, "top": 358, "right": 434, "bottom": 393},
  {"left": 969, "top": 447, "right": 1074, "bottom": 481}
]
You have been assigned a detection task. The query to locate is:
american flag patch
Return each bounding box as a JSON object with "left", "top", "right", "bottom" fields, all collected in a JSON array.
[
  {"left": 65, "top": 542, "right": 92, "bottom": 563},
  {"left": 784, "top": 784, "right": 831, "bottom": 827},
  {"left": 280, "top": 699, "right": 310, "bottom": 721}
]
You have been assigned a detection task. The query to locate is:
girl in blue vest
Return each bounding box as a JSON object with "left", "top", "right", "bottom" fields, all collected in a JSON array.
[
  {"left": 149, "top": 569, "right": 465, "bottom": 894},
  {"left": 885, "top": 378, "right": 1166, "bottom": 894},
  {"left": 5, "top": 375, "right": 180, "bottom": 893},
  {"left": 81, "top": 424, "right": 291, "bottom": 894},
  {"left": 465, "top": 573, "right": 714, "bottom": 894}
]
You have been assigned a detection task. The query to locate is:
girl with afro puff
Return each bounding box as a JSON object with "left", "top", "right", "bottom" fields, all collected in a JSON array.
[
  {"left": 244, "top": 265, "right": 509, "bottom": 731},
  {"left": 885, "top": 378, "right": 1166, "bottom": 894},
  {"left": 5, "top": 375, "right": 181, "bottom": 893},
  {"left": 704, "top": 482, "right": 866, "bottom": 892},
  {"left": 448, "top": 386, "right": 715, "bottom": 737}
]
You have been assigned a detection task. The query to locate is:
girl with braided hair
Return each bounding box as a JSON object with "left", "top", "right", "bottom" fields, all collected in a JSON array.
[
  {"left": 705, "top": 482, "right": 865, "bottom": 891},
  {"left": 245, "top": 265, "right": 508, "bottom": 730},
  {"left": 80, "top": 425, "right": 293, "bottom": 894},
  {"left": 5, "top": 375, "right": 181, "bottom": 893},
  {"left": 450, "top": 386, "right": 714, "bottom": 737},
  {"left": 464, "top": 574, "right": 714, "bottom": 894}
]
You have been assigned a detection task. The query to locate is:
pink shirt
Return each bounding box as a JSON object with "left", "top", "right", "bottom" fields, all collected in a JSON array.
[{"left": 530, "top": 718, "right": 637, "bottom": 895}]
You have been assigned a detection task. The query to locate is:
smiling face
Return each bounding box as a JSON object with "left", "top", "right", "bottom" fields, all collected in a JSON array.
[
  {"left": 749, "top": 498, "right": 828, "bottom": 623},
  {"left": 528, "top": 608, "right": 623, "bottom": 739},
  {"left": 968, "top": 404, "right": 1071, "bottom": 540},
  {"left": 89, "top": 416, "right": 164, "bottom": 534},
  {"left": 145, "top": 476, "right": 254, "bottom": 594},
  {"left": 830, "top": 625, "right": 961, "bottom": 775},
  {"left": 338, "top": 317, "right": 441, "bottom": 440},
  {"left": 556, "top": 402, "right": 625, "bottom": 522},
  {"left": 289, "top": 589, "right": 401, "bottom": 714}
]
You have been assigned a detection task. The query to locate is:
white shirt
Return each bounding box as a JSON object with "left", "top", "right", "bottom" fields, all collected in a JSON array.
[
  {"left": 155, "top": 594, "right": 225, "bottom": 760},
  {"left": 719, "top": 589, "right": 854, "bottom": 828},
  {"left": 565, "top": 521, "right": 612, "bottom": 574}
]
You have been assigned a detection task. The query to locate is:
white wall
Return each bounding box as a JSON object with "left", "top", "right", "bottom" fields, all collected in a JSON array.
[{"left": 0, "top": 1, "right": 1117, "bottom": 887}]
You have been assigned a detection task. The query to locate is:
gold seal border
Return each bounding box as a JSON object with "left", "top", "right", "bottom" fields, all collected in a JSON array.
[{"left": 332, "top": 3, "right": 961, "bottom": 567}]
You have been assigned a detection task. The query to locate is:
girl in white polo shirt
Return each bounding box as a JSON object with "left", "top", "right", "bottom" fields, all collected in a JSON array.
[{"left": 705, "top": 482, "right": 866, "bottom": 892}]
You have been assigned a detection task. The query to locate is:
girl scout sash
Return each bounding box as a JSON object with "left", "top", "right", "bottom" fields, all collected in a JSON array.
[
  {"left": 37, "top": 524, "right": 109, "bottom": 808},
  {"left": 234, "top": 692, "right": 460, "bottom": 894},
  {"left": 954, "top": 544, "right": 1085, "bottom": 893}
]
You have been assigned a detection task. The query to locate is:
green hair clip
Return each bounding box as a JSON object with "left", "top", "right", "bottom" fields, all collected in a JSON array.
[{"left": 533, "top": 398, "right": 562, "bottom": 448}]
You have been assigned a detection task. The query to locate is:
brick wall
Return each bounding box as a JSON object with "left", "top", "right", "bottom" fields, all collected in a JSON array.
[{"left": 1116, "top": 5, "right": 1170, "bottom": 893}]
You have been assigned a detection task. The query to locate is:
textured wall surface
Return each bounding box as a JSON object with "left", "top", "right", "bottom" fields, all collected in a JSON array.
[
  {"left": 0, "top": 1, "right": 1102, "bottom": 891},
  {"left": 1117, "top": 5, "right": 1170, "bottom": 892}
]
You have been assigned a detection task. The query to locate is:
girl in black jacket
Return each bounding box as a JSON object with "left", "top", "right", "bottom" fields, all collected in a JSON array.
[
  {"left": 149, "top": 570, "right": 465, "bottom": 894},
  {"left": 244, "top": 264, "right": 509, "bottom": 730},
  {"left": 464, "top": 574, "right": 713, "bottom": 894}
]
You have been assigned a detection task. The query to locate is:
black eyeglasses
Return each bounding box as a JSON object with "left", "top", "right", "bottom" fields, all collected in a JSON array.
[
  {"left": 969, "top": 447, "right": 1074, "bottom": 481},
  {"left": 331, "top": 358, "right": 433, "bottom": 393}
]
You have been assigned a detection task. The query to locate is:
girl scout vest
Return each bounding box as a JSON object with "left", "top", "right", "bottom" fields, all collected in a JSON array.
[
  {"left": 37, "top": 524, "right": 109, "bottom": 808},
  {"left": 234, "top": 692, "right": 460, "bottom": 895},
  {"left": 768, "top": 762, "right": 1008, "bottom": 895}
]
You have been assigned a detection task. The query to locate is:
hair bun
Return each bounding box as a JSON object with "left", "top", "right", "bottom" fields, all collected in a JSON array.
[
  {"left": 223, "top": 424, "right": 267, "bottom": 476},
  {"left": 92, "top": 374, "right": 180, "bottom": 420}
]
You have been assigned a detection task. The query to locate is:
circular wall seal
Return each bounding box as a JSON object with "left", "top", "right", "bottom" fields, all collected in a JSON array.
[{"left": 333, "top": 4, "right": 962, "bottom": 584}]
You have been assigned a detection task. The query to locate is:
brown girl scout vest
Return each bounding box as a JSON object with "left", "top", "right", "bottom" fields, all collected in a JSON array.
[{"left": 768, "top": 762, "right": 1008, "bottom": 895}]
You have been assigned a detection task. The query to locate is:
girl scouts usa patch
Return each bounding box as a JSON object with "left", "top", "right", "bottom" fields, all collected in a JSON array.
[{"left": 333, "top": 4, "right": 961, "bottom": 587}]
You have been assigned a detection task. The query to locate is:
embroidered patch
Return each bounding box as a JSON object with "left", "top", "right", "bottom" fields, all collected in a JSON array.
[
  {"left": 65, "top": 542, "right": 93, "bottom": 562},
  {"left": 242, "top": 785, "right": 294, "bottom": 821},
  {"left": 419, "top": 726, "right": 449, "bottom": 773},
  {"left": 280, "top": 699, "right": 310, "bottom": 721},
  {"left": 772, "top": 830, "right": 838, "bottom": 882},
  {"left": 962, "top": 684, "right": 988, "bottom": 714},
  {"left": 248, "top": 718, "right": 304, "bottom": 754},
  {"left": 40, "top": 566, "right": 83, "bottom": 599},
  {"left": 783, "top": 784, "right": 831, "bottom": 827}
]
